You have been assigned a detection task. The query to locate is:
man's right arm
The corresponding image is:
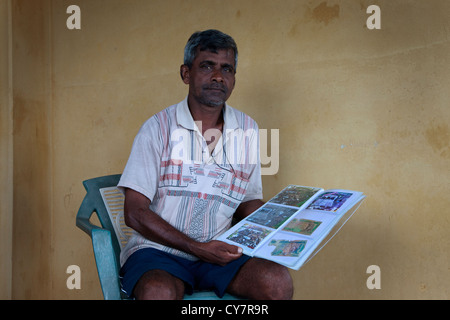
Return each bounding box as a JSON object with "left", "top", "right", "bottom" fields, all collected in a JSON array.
[{"left": 123, "top": 188, "right": 243, "bottom": 266}]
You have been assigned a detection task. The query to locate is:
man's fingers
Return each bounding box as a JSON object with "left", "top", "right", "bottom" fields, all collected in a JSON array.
[{"left": 224, "top": 243, "right": 243, "bottom": 256}]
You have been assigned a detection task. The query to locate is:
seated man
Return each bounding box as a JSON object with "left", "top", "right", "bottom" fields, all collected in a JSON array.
[{"left": 118, "top": 29, "right": 293, "bottom": 300}]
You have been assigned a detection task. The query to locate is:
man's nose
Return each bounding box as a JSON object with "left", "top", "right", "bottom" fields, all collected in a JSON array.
[{"left": 211, "top": 68, "right": 224, "bottom": 82}]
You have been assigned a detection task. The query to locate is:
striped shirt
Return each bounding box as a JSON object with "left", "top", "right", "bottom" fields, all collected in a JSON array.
[{"left": 118, "top": 97, "right": 263, "bottom": 264}]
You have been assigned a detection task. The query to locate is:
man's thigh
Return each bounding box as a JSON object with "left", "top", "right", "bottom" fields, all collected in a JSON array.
[
  {"left": 133, "top": 269, "right": 185, "bottom": 300},
  {"left": 227, "top": 257, "right": 294, "bottom": 300}
]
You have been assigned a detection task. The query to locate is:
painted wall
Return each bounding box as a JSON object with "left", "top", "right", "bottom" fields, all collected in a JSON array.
[
  {"left": 2, "top": 0, "right": 449, "bottom": 299},
  {"left": 0, "top": 0, "right": 13, "bottom": 300}
]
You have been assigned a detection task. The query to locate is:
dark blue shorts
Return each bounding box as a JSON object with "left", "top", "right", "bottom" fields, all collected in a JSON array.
[{"left": 119, "top": 248, "right": 251, "bottom": 298}]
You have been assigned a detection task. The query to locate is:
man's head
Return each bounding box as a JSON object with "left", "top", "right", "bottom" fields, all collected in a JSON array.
[
  {"left": 181, "top": 30, "right": 238, "bottom": 108},
  {"left": 183, "top": 29, "right": 238, "bottom": 71}
]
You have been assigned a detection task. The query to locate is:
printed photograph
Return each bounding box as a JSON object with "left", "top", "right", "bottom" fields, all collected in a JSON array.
[
  {"left": 226, "top": 224, "right": 272, "bottom": 250},
  {"left": 269, "top": 185, "right": 321, "bottom": 207},
  {"left": 307, "top": 192, "right": 353, "bottom": 212},
  {"left": 283, "top": 218, "right": 322, "bottom": 236},
  {"left": 269, "top": 239, "right": 307, "bottom": 257},
  {"left": 246, "top": 204, "right": 299, "bottom": 229}
]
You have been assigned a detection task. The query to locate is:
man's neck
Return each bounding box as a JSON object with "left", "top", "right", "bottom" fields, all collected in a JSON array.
[{"left": 187, "top": 96, "right": 224, "bottom": 135}]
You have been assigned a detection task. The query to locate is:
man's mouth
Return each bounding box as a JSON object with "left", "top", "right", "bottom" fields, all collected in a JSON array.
[{"left": 204, "top": 84, "right": 226, "bottom": 93}]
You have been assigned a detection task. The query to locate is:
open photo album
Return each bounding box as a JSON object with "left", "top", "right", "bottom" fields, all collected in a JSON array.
[{"left": 217, "top": 185, "right": 366, "bottom": 270}]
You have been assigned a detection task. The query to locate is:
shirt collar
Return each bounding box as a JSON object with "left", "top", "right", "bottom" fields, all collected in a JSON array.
[{"left": 176, "top": 96, "right": 239, "bottom": 132}]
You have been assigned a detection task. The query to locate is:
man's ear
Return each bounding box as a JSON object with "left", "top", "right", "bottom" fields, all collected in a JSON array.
[{"left": 180, "top": 64, "right": 190, "bottom": 84}]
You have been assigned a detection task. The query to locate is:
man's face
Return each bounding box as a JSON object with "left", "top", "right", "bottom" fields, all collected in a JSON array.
[{"left": 181, "top": 48, "right": 236, "bottom": 108}]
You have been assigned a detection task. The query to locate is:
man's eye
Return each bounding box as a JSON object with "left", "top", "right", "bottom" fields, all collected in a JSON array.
[
  {"left": 201, "top": 64, "right": 213, "bottom": 70},
  {"left": 222, "top": 65, "right": 235, "bottom": 73}
]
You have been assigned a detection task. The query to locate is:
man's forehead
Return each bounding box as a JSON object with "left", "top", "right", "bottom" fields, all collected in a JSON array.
[{"left": 194, "top": 48, "right": 235, "bottom": 65}]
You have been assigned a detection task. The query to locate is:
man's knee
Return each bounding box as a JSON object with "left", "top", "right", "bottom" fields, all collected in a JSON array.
[
  {"left": 230, "top": 258, "right": 294, "bottom": 300},
  {"left": 261, "top": 264, "right": 293, "bottom": 300},
  {"left": 133, "top": 270, "right": 185, "bottom": 300}
]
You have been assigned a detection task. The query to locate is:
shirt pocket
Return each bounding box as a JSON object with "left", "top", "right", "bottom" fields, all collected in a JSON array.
[
  {"left": 159, "top": 159, "right": 188, "bottom": 187},
  {"left": 221, "top": 174, "right": 249, "bottom": 202}
]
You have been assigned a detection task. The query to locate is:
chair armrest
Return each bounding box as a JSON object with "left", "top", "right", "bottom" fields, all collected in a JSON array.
[
  {"left": 91, "top": 228, "right": 122, "bottom": 300},
  {"left": 76, "top": 216, "right": 103, "bottom": 237},
  {"left": 76, "top": 194, "right": 101, "bottom": 237}
]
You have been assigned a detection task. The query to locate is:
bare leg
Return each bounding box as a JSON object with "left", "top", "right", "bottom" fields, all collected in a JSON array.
[
  {"left": 227, "top": 258, "right": 294, "bottom": 300},
  {"left": 133, "top": 269, "right": 185, "bottom": 300}
]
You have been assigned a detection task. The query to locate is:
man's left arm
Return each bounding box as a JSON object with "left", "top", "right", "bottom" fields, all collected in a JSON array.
[
  {"left": 233, "top": 199, "right": 265, "bottom": 222},
  {"left": 233, "top": 117, "right": 265, "bottom": 221}
]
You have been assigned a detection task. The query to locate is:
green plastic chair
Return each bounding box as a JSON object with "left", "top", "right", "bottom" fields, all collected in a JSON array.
[{"left": 76, "top": 174, "right": 240, "bottom": 300}]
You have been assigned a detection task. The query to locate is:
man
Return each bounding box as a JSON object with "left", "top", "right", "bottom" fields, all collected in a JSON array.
[{"left": 118, "top": 29, "right": 293, "bottom": 300}]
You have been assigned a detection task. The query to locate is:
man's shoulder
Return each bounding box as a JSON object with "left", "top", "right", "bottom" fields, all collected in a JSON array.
[
  {"left": 149, "top": 103, "right": 178, "bottom": 122},
  {"left": 225, "top": 104, "right": 259, "bottom": 130},
  {"left": 139, "top": 103, "right": 178, "bottom": 132}
]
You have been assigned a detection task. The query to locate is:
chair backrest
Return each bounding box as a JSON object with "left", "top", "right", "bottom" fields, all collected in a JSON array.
[{"left": 99, "top": 186, "right": 133, "bottom": 250}]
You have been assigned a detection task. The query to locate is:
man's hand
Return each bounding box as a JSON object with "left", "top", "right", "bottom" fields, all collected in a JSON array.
[{"left": 190, "top": 240, "right": 243, "bottom": 266}]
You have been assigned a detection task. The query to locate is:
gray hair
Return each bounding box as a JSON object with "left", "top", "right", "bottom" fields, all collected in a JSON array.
[{"left": 183, "top": 29, "right": 238, "bottom": 71}]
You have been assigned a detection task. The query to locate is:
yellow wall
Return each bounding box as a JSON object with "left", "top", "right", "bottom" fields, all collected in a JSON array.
[
  {"left": 0, "top": 0, "right": 13, "bottom": 300},
  {"left": 1, "top": 0, "right": 449, "bottom": 299}
]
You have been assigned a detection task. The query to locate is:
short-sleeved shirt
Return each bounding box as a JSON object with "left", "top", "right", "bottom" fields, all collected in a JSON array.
[{"left": 118, "top": 97, "right": 263, "bottom": 265}]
